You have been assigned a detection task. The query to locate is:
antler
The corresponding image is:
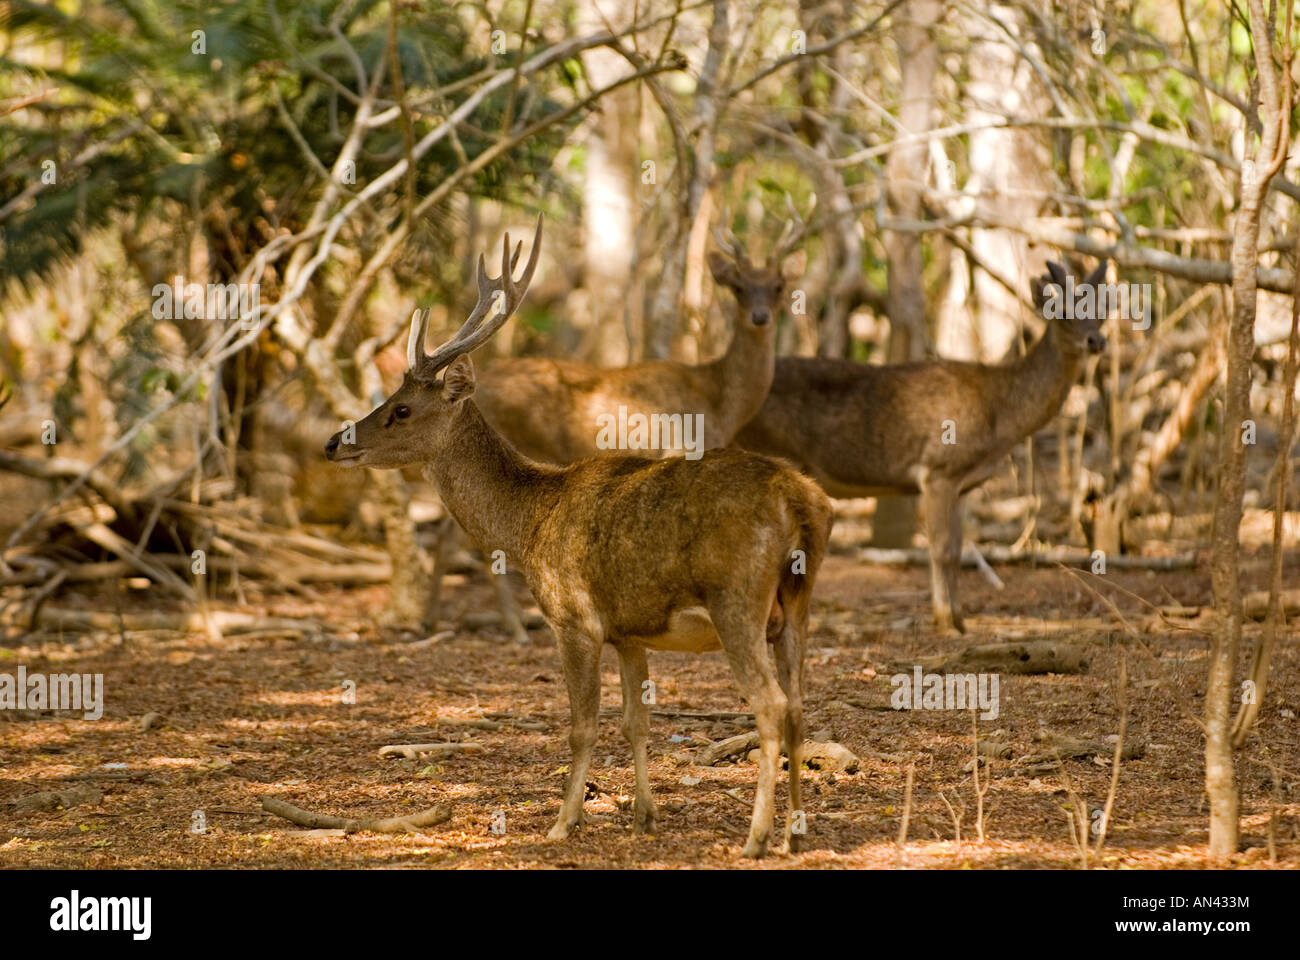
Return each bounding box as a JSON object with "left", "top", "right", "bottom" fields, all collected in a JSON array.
[
  {"left": 407, "top": 213, "right": 544, "bottom": 376},
  {"left": 712, "top": 204, "right": 748, "bottom": 262},
  {"left": 769, "top": 192, "right": 816, "bottom": 266}
]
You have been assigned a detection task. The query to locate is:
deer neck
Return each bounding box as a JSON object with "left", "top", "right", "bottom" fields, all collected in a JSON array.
[
  {"left": 423, "top": 402, "right": 555, "bottom": 562},
  {"left": 997, "top": 324, "right": 1086, "bottom": 442},
  {"left": 705, "top": 318, "right": 776, "bottom": 426}
]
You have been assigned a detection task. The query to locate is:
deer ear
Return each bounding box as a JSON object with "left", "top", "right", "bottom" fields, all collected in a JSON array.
[
  {"left": 442, "top": 355, "right": 476, "bottom": 403},
  {"left": 1046, "top": 261, "right": 1068, "bottom": 287},
  {"left": 708, "top": 251, "right": 738, "bottom": 284},
  {"left": 1085, "top": 261, "right": 1108, "bottom": 286},
  {"left": 780, "top": 249, "right": 807, "bottom": 283}
]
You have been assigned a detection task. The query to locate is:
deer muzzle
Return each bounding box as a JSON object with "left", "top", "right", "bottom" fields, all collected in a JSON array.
[{"left": 324, "top": 430, "right": 362, "bottom": 465}]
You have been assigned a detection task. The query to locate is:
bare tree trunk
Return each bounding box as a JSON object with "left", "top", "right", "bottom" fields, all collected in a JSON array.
[
  {"left": 579, "top": 3, "right": 636, "bottom": 365},
  {"left": 1207, "top": 0, "right": 1291, "bottom": 861},
  {"left": 875, "top": 0, "right": 940, "bottom": 549},
  {"left": 645, "top": 0, "right": 729, "bottom": 359},
  {"left": 884, "top": 0, "right": 938, "bottom": 364},
  {"left": 1231, "top": 250, "right": 1300, "bottom": 746},
  {"left": 937, "top": 5, "right": 1050, "bottom": 361},
  {"left": 798, "top": 0, "right": 862, "bottom": 358}
]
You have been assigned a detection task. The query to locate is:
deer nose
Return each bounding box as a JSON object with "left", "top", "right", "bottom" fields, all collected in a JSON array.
[
  {"left": 751, "top": 308, "right": 771, "bottom": 326},
  {"left": 1087, "top": 332, "right": 1107, "bottom": 353},
  {"left": 324, "top": 433, "right": 341, "bottom": 458}
]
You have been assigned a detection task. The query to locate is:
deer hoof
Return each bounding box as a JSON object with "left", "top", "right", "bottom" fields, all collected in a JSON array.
[
  {"left": 786, "top": 831, "right": 805, "bottom": 854},
  {"left": 934, "top": 612, "right": 965, "bottom": 635},
  {"left": 632, "top": 802, "right": 657, "bottom": 835},
  {"left": 741, "top": 835, "right": 769, "bottom": 859},
  {"left": 547, "top": 811, "right": 583, "bottom": 841},
  {"left": 546, "top": 821, "right": 572, "bottom": 841}
]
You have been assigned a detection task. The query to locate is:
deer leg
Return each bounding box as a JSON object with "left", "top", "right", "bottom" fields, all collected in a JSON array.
[
  {"left": 773, "top": 614, "right": 806, "bottom": 854},
  {"left": 615, "top": 643, "right": 656, "bottom": 834},
  {"left": 548, "top": 629, "right": 602, "bottom": 841},
  {"left": 712, "top": 596, "right": 788, "bottom": 859},
  {"left": 920, "top": 474, "right": 965, "bottom": 634}
]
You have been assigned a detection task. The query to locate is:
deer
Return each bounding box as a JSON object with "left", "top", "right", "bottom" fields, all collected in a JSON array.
[
  {"left": 453, "top": 204, "right": 806, "bottom": 643},
  {"left": 736, "top": 260, "right": 1108, "bottom": 634},
  {"left": 324, "top": 216, "right": 834, "bottom": 858},
  {"left": 471, "top": 201, "right": 812, "bottom": 464}
]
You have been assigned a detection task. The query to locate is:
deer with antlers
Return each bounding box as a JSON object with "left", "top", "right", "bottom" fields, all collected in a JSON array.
[
  {"left": 325, "top": 216, "right": 833, "bottom": 857},
  {"left": 455, "top": 199, "right": 808, "bottom": 644},
  {"left": 737, "top": 260, "right": 1108, "bottom": 633},
  {"left": 472, "top": 198, "right": 812, "bottom": 464}
]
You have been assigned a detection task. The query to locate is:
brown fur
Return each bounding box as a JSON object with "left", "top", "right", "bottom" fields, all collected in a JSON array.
[
  {"left": 737, "top": 261, "right": 1108, "bottom": 632},
  {"left": 473, "top": 248, "right": 805, "bottom": 463},
  {"left": 326, "top": 223, "right": 832, "bottom": 857}
]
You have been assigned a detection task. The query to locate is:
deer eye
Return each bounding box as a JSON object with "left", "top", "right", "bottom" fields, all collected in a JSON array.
[{"left": 394, "top": 405, "right": 411, "bottom": 419}]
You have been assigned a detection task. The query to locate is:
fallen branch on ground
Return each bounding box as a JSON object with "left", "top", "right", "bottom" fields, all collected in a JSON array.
[
  {"left": 12, "top": 786, "right": 102, "bottom": 813},
  {"left": 855, "top": 545, "right": 1195, "bottom": 570},
  {"left": 376, "top": 742, "right": 486, "bottom": 760},
  {"left": 901, "top": 639, "right": 1090, "bottom": 675},
  {"left": 28, "top": 608, "right": 321, "bottom": 635},
  {"left": 1020, "top": 733, "right": 1146, "bottom": 766},
  {"left": 260, "top": 795, "right": 451, "bottom": 833}
]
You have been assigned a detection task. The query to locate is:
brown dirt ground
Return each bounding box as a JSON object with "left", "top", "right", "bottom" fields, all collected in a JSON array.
[{"left": 2, "top": 536, "right": 1298, "bottom": 870}]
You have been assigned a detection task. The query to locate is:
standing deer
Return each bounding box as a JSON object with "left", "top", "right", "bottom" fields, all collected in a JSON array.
[
  {"left": 325, "top": 216, "right": 833, "bottom": 857},
  {"left": 472, "top": 202, "right": 811, "bottom": 463},
  {"left": 459, "top": 205, "right": 806, "bottom": 644},
  {"left": 736, "top": 260, "right": 1108, "bottom": 633}
]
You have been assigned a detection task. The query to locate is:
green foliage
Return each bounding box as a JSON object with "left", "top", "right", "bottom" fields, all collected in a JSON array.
[{"left": 1, "top": 0, "right": 576, "bottom": 292}]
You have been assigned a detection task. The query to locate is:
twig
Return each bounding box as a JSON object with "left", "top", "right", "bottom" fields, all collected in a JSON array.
[
  {"left": 1094, "top": 653, "right": 1129, "bottom": 856},
  {"left": 1054, "top": 751, "right": 1090, "bottom": 869},
  {"left": 971, "top": 710, "right": 990, "bottom": 844},
  {"left": 938, "top": 790, "right": 964, "bottom": 845},
  {"left": 896, "top": 760, "right": 915, "bottom": 849}
]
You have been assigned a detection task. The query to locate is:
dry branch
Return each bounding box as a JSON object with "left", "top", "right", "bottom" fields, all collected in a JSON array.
[
  {"left": 376, "top": 742, "right": 486, "bottom": 760},
  {"left": 698, "top": 732, "right": 761, "bottom": 765},
  {"left": 927, "top": 639, "right": 1090, "bottom": 675},
  {"left": 855, "top": 545, "right": 1194, "bottom": 569},
  {"left": 30, "top": 608, "right": 320, "bottom": 635},
  {"left": 12, "top": 785, "right": 102, "bottom": 814},
  {"left": 1021, "top": 735, "right": 1145, "bottom": 766},
  {"left": 1094, "top": 655, "right": 1129, "bottom": 855},
  {"left": 259, "top": 795, "right": 451, "bottom": 833}
]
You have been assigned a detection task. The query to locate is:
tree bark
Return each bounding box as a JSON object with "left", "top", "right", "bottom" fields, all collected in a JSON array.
[
  {"left": 579, "top": 1, "right": 637, "bottom": 365},
  {"left": 797, "top": 0, "right": 861, "bottom": 358},
  {"left": 644, "top": 0, "right": 729, "bottom": 359},
  {"left": 875, "top": 0, "right": 940, "bottom": 548},
  {"left": 1206, "top": 0, "right": 1290, "bottom": 860}
]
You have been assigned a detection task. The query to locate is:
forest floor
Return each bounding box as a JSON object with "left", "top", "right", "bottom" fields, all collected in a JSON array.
[{"left": 2, "top": 515, "right": 1299, "bottom": 870}]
